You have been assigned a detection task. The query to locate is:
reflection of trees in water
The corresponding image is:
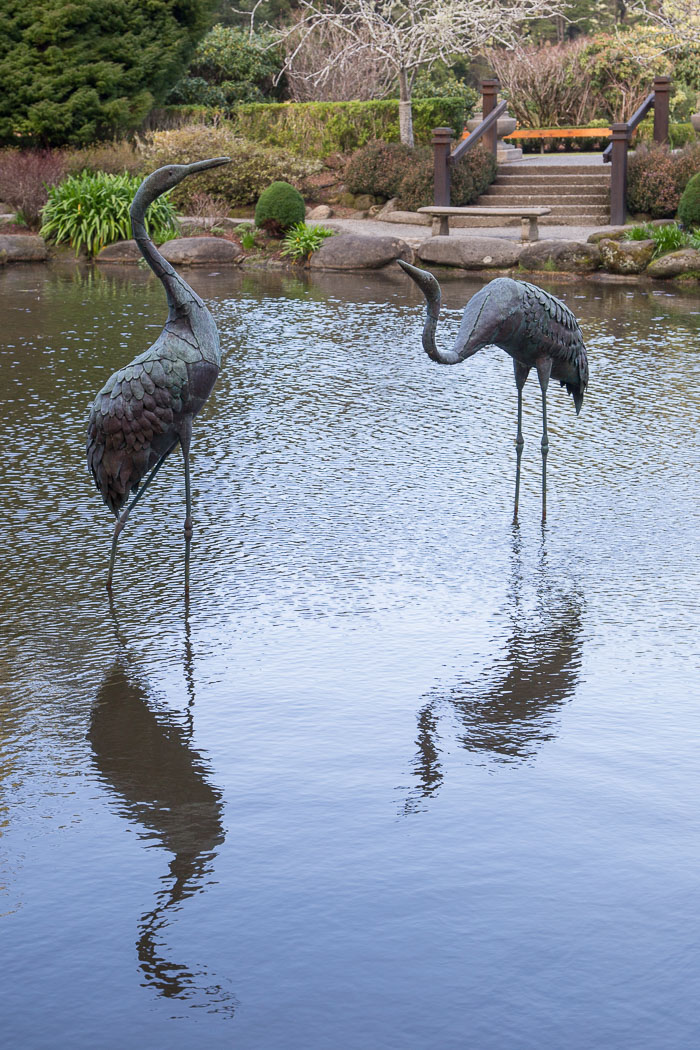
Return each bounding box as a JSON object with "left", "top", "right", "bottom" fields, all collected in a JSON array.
[
  {"left": 406, "top": 535, "right": 584, "bottom": 810},
  {"left": 88, "top": 630, "right": 235, "bottom": 1014}
]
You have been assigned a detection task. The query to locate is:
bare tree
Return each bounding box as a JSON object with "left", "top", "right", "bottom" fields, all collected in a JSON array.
[
  {"left": 283, "top": 16, "right": 397, "bottom": 101},
  {"left": 631, "top": 1, "right": 700, "bottom": 46},
  {"left": 273, "top": 0, "right": 568, "bottom": 146},
  {"left": 486, "top": 41, "right": 597, "bottom": 127}
]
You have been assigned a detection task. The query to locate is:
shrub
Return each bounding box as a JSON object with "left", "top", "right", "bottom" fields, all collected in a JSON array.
[
  {"left": 166, "top": 25, "right": 282, "bottom": 107},
  {"left": 255, "top": 181, "right": 306, "bottom": 236},
  {"left": 625, "top": 222, "right": 690, "bottom": 256},
  {"left": 140, "top": 123, "right": 320, "bottom": 208},
  {"left": 345, "top": 140, "right": 414, "bottom": 198},
  {"left": 63, "top": 140, "right": 143, "bottom": 177},
  {"left": 40, "top": 171, "right": 177, "bottom": 256},
  {"left": 672, "top": 143, "right": 700, "bottom": 198},
  {"left": 678, "top": 174, "right": 700, "bottom": 228},
  {"left": 0, "top": 0, "right": 215, "bottom": 147},
  {"left": 231, "top": 98, "right": 467, "bottom": 158},
  {"left": 394, "top": 142, "right": 496, "bottom": 212},
  {"left": 0, "top": 148, "right": 66, "bottom": 228},
  {"left": 627, "top": 144, "right": 683, "bottom": 218},
  {"left": 280, "top": 222, "right": 334, "bottom": 261}
]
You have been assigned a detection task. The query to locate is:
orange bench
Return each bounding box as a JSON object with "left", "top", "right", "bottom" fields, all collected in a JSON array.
[{"left": 460, "top": 127, "right": 611, "bottom": 141}]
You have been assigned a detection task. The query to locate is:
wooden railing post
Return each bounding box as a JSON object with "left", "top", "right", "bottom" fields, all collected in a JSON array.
[
  {"left": 610, "top": 123, "right": 629, "bottom": 226},
  {"left": 432, "top": 126, "right": 453, "bottom": 207},
  {"left": 653, "top": 75, "right": 671, "bottom": 145},
  {"left": 482, "top": 79, "right": 500, "bottom": 157}
]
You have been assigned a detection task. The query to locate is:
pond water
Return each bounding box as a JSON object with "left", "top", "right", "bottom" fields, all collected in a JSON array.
[{"left": 1, "top": 261, "right": 699, "bottom": 1050}]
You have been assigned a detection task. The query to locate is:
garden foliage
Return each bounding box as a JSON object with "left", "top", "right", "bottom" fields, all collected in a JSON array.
[
  {"left": 0, "top": 148, "right": 66, "bottom": 228},
  {"left": 678, "top": 175, "right": 700, "bottom": 228},
  {"left": 280, "top": 222, "right": 334, "bottom": 260},
  {"left": 140, "top": 124, "right": 320, "bottom": 208},
  {"left": 40, "top": 172, "right": 178, "bottom": 256},
  {"left": 254, "top": 182, "right": 306, "bottom": 236},
  {"left": 627, "top": 143, "right": 700, "bottom": 219},
  {"left": 166, "top": 25, "right": 282, "bottom": 107},
  {"left": 0, "top": 0, "right": 217, "bottom": 146},
  {"left": 345, "top": 140, "right": 496, "bottom": 211},
  {"left": 232, "top": 99, "right": 468, "bottom": 158}
]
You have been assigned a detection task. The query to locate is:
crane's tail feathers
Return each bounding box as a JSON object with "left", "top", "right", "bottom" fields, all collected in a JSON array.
[{"left": 397, "top": 260, "right": 441, "bottom": 319}]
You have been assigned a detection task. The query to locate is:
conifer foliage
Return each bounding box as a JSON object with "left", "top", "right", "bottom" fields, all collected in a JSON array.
[{"left": 0, "top": 0, "right": 216, "bottom": 146}]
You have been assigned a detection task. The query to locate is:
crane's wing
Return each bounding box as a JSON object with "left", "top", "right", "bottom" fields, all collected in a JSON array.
[
  {"left": 86, "top": 346, "right": 188, "bottom": 516},
  {"left": 519, "top": 280, "right": 589, "bottom": 412}
]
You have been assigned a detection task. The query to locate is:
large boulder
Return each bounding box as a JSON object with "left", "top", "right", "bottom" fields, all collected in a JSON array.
[
  {"left": 519, "top": 239, "right": 600, "bottom": 273},
  {"left": 159, "top": 236, "right": 243, "bottom": 265},
  {"left": 417, "top": 235, "right": 522, "bottom": 269},
  {"left": 307, "top": 204, "right": 333, "bottom": 220},
  {"left": 309, "top": 233, "right": 411, "bottom": 269},
  {"left": 96, "top": 240, "right": 142, "bottom": 263},
  {"left": 383, "top": 210, "right": 431, "bottom": 226},
  {"left": 0, "top": 234, "right": 48, "bottom": 262},
  {"left": 646, "top": 248, "right": 700, "bottom": 278},
  {"left": 587, "top": 226, "right": 629, "bottom": 243},
  {"left": 598, "top": 238, "right": 654, "bottom": 274}
]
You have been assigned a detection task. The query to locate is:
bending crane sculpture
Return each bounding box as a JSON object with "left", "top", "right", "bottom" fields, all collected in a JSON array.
[
  {"left": 86, "top": 158, "right": 230, "bottom": 592},
  {"left": 398, "top": 261, "right": 589, "bottom": 521}
]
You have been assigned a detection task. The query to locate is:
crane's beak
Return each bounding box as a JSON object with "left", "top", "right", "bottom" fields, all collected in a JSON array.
[
  {"left": 398, "top": 259, "right": 441, "bottom": 318},
  {"left": 185, "top": 157, "right": 231, "bottom": 173}
]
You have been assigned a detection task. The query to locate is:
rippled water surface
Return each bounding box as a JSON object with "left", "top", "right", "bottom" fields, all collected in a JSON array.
[{"left": 1, "top": 262, "right": 699, "bottom": 1049}]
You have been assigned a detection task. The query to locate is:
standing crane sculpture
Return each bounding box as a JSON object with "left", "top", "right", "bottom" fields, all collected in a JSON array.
[
  {"left": 86, "top": 157, "right": 230, "bottom": 592},
  {"left": 398, "top": 261, "right": 589, "bottom": 521}
]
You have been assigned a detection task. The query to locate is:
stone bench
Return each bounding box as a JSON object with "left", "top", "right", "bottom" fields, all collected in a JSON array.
[{"left": 418, "top": 206, "right": 552, "bottom": 242}]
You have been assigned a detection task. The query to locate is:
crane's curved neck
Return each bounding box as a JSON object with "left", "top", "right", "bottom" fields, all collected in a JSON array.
[
  {"left": 130, "top": 181, "right": 202, "bottom": 316},
  {"left": 419, "top": 291, "right": 462, "bottom": 366}
]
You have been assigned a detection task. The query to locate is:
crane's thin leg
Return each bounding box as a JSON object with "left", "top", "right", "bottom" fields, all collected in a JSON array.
[
  {"left": 180, "top": 418, "right": 193, "bottom": 598},
  {"left": 107, "top": 442, "right": 177, "bottom": 591},
  {"left": 536, "top": 358, "right": 552, "bottom": 523},
  {"left": 513, "top": 362, "right": 529, "bottom": 522}
]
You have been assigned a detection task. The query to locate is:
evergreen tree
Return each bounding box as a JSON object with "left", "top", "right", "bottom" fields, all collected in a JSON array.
[{"left": 0, "top": 0, "right": 217, "bottom": 146}]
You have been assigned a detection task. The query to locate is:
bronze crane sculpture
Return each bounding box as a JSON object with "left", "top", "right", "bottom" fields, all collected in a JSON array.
[
  {"left": 87, "top": 157, "right": 230, "bottom": 592},
  {"left": 398, "top": 261, "right": 589, "bottom": 521}
]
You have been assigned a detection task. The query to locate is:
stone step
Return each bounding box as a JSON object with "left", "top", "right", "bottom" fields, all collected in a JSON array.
[
  {"left": 495, "top": 174, "right": 610, "bottom": 187},
  {"left": 483, "top": 189, "right": 609, "bottom": 205},
  {"left": 499, "top": 163, "right": 609, "bottom": 175}
]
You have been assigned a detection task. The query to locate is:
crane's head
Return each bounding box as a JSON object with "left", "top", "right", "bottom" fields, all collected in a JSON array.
[{"left": 145, "top": 157, "right": 232, "bottom": 194}]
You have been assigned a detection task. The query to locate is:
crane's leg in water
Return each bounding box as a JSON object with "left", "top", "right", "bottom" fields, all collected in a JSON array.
[
  {"left": 180, "top": 417, "right": 193, "bottom": 597},
  {"left": 513, "top": 362, "right": 529, "bottom": 521},
  {"left": 536, "top": 358, "right": 552, "bottom": 523},
  {"left": 107, "top": 441, "right": 178, "bottom": 591}
]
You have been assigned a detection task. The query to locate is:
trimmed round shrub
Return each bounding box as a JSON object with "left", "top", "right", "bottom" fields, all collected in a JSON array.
[
  {"left": 255, "top": 181, "right": 306, "bottom": 236},
  {"left": 140, "top": 123, "right": 319, "bottom": 209},
  {"left": 678, "top": 173, "right": 700, "bottom": 228},
  {"left": 345, "top": 140, "right": 413, "bottom": 199}
]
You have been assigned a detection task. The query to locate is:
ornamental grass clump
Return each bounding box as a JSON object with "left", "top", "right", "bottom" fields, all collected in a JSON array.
[
  {"left": 280, "top": 221, "right": 334, "bottom": 260},
  {"left": 40, "top": 171, "right": 178, "bottom": 256},
  {"left": 624, "top": 221, "right": 695, "bottom": 257},
  {"left": 254, "top": 181, "right": 306, "bottom": 236}
]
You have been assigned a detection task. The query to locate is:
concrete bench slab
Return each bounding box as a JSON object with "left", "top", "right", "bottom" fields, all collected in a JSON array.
[{"left": 418, "top": 206, "right": 551, "bottom": 242}]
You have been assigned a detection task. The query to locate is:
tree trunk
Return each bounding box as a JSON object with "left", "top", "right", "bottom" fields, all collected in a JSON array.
[{"left": 398, "top": 67, "right": 414, "bottom": 148}]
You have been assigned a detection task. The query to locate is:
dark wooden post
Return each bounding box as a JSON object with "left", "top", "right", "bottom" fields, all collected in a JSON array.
[
  {"left": 653, "top": 75, "right": 671, "bottom": 145},
  {"left": 432, "top": 126, "right": 453, "bottom": 206},
  {"left": 482, "top": 79, "right": 500, "bottom": 157},
  {"left": 610, "top": 123, "right": 629, "bottom": 226}
]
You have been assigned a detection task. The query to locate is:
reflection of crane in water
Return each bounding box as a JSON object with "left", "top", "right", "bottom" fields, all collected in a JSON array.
[
  {"left": 89, "top": 613, "right": 234, "bottom": 1013},
  {"left": 405, "top": 535, "right": 584, "bottom": 811}
]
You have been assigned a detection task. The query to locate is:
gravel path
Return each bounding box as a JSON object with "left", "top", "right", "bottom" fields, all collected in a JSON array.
[{"left": 316, "top": 216, "right": 608, "bottom": 246}]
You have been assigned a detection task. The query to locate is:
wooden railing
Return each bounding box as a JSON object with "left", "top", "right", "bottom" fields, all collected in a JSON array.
[
  {"left": 432, "top": 80, "right": 506, "bottom": 207},
  {"left": 432, "top": 75, "right": 673, "bottom": 223},
  {"left": 604, "top": 76, "right": 671, "bottom": 225}
]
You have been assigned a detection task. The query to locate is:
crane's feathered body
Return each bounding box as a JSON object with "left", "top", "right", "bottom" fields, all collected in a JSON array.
[
  {"left": 398, "top": 262, "right": 589, "bottom": 520},
  {"left": 86, "top": 157, "right": 230, "bottom": 589},
  {"left": 87, "top": 300, "right": 220, "bottom": 516}
]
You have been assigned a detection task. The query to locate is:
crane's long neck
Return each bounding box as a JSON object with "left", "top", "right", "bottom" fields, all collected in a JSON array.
[
  {"left": 130, "top": 182, "right": 202, "bottom": 317},
  {"left": 398, "top": 260, "right": 461, "bottom": 365}
]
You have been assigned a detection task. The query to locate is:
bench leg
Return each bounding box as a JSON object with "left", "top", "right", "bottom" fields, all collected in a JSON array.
[
  {"left": 432, "top": 216, "right": 450, "bottom": 237},
  {"left": 521, "top": 216, "right": 539, "bottom": 242}
]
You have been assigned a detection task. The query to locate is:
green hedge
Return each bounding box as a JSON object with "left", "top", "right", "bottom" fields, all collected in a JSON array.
[
  {"left": 230, "top": 98, "right": 468, "bottom": 157},
  {"left": 633, "top": 120, "right": 697, "bottom": 149}
]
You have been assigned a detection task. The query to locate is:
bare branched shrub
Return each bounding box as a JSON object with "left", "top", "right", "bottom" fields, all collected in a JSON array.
[
  {"left": 0, "top": 149, "right": 66, "bottom": 228},
  {"left": 486, "top": 41, "right": 596, "bottom": 127},
  {"left": 185, "top": 191, "right": 230, "bottom": 218},
  {"left": 63, "top": 140, "right": 143, "bottom": 176},
  {"left": 283, "top": 16, "right": 396, "bottom": 101}
]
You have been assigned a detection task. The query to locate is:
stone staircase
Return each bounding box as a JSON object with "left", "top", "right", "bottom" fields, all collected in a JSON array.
[{"left": 468, "top": 163, "right": 611, "bottom": 227}]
